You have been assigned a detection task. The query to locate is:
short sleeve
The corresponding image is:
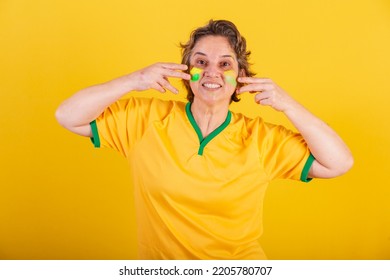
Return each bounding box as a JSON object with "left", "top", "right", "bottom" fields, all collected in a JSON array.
[
  {"left": 259, "top": 122, "right": 314, "bottom": 183},
  {"left": 90, "top": 97, "right": 175, "bottom": 157}
]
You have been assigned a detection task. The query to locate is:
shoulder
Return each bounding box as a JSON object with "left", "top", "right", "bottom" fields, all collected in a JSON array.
[
  {"left": 230, "top": 110, "right": 297, "bottom": 139},
  {"left": 230, "top": 111, "right": 268, "bottom": 133},
  {"left": 115, "top": 96, "right": 186, "bottom": 113},
  {"left": 118, "top": 95, "right": 184, "bottom": 107}
]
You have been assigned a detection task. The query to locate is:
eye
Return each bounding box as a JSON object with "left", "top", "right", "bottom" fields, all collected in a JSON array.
[
  {"left": 220, "top": 61, "right": 231, "bottom": 68},
  {"left": 196, "top": 59, "right": 207, "bottom": 67}
]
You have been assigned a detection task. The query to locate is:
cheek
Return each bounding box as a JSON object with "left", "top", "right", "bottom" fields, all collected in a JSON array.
[
  {"left": 224, "top": 70, "right": 238, "bottom": 87},
  {"left": 189, "top": 82, "right": 197, "bottom": 93},
  {"left": 189, "top": 67, "right": 203, "bottom": 95},
  {"left": 189, "top": 79, "right": 201, "bottom": 96},
  {"left": 190, "top": 67, "right": 203, "bottom": 82}
]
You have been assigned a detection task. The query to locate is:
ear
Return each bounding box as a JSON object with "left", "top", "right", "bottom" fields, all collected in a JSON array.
[{"left": 238, "top": 68, "right": 246, "bottom": 77}]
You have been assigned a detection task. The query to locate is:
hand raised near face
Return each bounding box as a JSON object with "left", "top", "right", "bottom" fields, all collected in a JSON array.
[
  {"left": 128, "top": 63, "right": 191, "bottom": 94},
  {"left": 237, "top": 77, "right": 297, "bottom": 112}
]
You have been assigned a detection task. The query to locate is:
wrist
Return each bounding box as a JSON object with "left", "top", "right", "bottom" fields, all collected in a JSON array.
[
  {"left": 281, "top": 98, "right": 301, "bottom": 115},
  {"left": 107, "top": 73, "right": 137, "bottom": 95}
]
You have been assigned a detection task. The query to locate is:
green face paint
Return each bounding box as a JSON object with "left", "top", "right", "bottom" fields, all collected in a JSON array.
[
  {"left": 190, "top": 67, "right": 203, "bottom": 82},
  {"left": 224, "top": 70, "right": 237, "bottom": 86}
]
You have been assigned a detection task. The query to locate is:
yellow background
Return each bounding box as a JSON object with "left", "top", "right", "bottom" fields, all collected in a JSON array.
[{"left": 1, "top": 0, "right": 389, "bottom": 259}]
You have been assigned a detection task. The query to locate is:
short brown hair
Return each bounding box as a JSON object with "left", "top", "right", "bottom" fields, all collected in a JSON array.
[{"left": 180, "top": 19, "right": 255, "bottom": 103}]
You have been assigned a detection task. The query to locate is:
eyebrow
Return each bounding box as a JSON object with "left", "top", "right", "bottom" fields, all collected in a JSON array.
[
  {"left": 193, "top": 52, "right": 236, "bottom": 60},
  {"left": 193, "top": 52, "right": 207, "bottom": 56}
]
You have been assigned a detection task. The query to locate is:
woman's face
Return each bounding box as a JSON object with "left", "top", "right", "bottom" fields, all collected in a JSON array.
[{"left": 189, "top": 35, "right": 240, "bottom": 106}]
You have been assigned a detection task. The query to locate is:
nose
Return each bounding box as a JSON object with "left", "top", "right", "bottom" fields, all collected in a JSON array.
[{"left": 203, "top": 64, "right": 222, "bottom": 78}]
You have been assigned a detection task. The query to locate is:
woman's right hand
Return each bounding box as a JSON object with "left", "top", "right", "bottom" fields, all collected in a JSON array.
[
  {"left": 127, "top": 63, "right": 191, "bottom": 94},
  {"left": 56, "top": 62, "right": 190, "bottom": 137}
]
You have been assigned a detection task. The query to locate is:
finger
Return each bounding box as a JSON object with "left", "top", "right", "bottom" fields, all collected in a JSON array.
[
  {"left": 255, "top": 93, "right": 270, "bottom": 105},
  {"left": 151, "top": 83, "right": 166, "bottom": 93},
  {"left": 237, "top": 77, "right": 272, "bottom": 84},
  {"left": 164, "top": 69, "right": 191, "bottom": 80},
  {"left": 255, "top": 92, "right": 275, "bottom": 105},
  {"left": 160, "top": 63, "right": 188, "bottom": 71},
  {"left": 259, "top": 98, "right": 273, "bottom": 106},
  {"left": 238, "top": 84, "right": 272, "bottom": 94},
  {"left": 159, "top": 78, "right": 179, "bottom": 94},
  {"left": 254, "top": 93, "right": 262, "bottom": 104}
]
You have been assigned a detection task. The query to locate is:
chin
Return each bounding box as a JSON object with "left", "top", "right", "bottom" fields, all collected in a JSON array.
[{"left": 194, "top": 93, "right": 232, "bottom": 107}]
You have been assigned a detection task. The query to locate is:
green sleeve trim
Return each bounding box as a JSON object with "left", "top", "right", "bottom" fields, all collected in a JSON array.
[
  {"left": 89, "top": 120, "right": 100, "bottom": 148},
  {"left": 300, "top": 153, "right": 315, "bottom": 182}
]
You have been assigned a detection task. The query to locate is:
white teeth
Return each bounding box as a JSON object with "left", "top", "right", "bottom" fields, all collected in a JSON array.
[{"left": 203, "top": 83, "right": 221, "bottom": 89}]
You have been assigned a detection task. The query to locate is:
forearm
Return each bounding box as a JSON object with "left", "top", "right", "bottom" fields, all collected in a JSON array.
[
  {"left": 236, "top": 76, "right": 353, "bottom": 178},
  {"left": 56, "top": 63, "right": 190, "bottom": 136},
  {"left": 284, "top": 100, "right": 354, "bottom": 177},
  {"left": 55, "top": 74, "right": 136, "bottom": 135}
]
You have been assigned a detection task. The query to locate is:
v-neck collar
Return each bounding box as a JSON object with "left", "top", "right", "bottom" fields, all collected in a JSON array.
[{"left": 185, "top": 102, "right": 232, "bottom": 155}]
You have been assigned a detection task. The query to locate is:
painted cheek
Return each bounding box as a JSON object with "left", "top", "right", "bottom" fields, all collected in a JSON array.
[
  {"left": 190, "top": 67, "right": 203, "bottom": 82},
  {"left": 224, "top": 70, "right": 237, "bottom": 86}
]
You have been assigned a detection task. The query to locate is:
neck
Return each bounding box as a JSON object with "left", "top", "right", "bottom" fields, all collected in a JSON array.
[{"left": 191, "top": 99, "right": 229, "bottom": 138}]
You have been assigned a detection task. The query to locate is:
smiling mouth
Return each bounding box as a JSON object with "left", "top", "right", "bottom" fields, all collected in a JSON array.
[{"left": 202, "top": 83, "right": 222, "bottom": 89}]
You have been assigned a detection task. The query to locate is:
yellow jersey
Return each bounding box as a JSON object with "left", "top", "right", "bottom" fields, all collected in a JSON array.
[{"left": 90, "top": 97, "right": 314, "bottom": 259}]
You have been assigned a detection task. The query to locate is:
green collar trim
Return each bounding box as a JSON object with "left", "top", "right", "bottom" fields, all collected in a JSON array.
[{"left": 185, "top": 102, "right": 232, "bottom": 155}]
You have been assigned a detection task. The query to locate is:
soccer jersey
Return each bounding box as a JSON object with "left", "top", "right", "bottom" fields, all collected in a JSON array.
[{"left": 90, "top": 97, "right": 314, "bottom": 259}]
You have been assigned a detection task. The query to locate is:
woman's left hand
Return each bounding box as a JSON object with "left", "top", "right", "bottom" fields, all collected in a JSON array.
[
  {"left": 237, "top": 77, "right": 354, "bottom": 179},
  {"left": 237, "top": 77, "right": 297, "bottom": 112}
]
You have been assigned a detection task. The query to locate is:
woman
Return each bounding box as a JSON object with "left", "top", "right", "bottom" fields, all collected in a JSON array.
[{"left": 55, "top": 20, "right": 353, "bottom": 259}]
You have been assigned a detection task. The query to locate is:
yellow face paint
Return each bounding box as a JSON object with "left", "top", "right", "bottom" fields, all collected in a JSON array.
[
  {"left": 224, "top": 70, "right": 237, "bottom": 86},
  {"left": 190, "top": 67, "right": 203, "bottom": 82},
  {"left": 190, "top": 67, "right": 237, "bottom": 86}
]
